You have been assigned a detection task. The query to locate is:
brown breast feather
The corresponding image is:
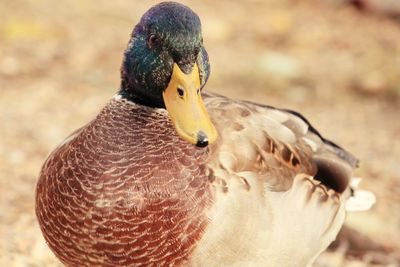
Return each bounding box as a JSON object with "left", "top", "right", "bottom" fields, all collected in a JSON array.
[{"left": 36, "top": 97, "right": 213, "bottom": 266}]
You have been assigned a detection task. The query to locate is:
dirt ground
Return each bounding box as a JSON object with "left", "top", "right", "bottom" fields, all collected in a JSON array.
[{"left": 1, "top": 0, "right": 399, "bottom": 266}]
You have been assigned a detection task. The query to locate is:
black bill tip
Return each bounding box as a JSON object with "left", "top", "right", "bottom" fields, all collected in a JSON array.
[{"left": 196, "top": 131, "right": 209, "bottom": 147}]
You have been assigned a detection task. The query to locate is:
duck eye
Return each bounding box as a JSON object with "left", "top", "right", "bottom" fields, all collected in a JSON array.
[
  {"left": 196, "top": 88, "right": 200, "bottom": 95},
  {"left": 177, "top": 87, "right": 185, "bottom": 97},
  {"left": 148, "top": 34, "right": 160, "bottom": 48}
]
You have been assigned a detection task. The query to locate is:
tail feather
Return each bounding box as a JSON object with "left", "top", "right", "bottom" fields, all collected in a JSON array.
[{"left": 345, "top": 177, "right": 376, "bottom": 212}]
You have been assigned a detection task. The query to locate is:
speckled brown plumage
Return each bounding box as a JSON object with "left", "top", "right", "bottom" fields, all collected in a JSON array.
[
  {"left": 36, "top": 92, "right": 360, "bottom": 266},
  {"left": 36, "top": 97, "right": 213, "bottom": 266}
]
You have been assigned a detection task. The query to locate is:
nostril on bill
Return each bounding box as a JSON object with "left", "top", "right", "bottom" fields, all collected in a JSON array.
[{"left": 196, "top": 131, "right": 208, "bottom": 147}]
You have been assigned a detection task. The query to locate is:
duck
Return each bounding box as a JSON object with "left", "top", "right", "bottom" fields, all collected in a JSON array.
[{"left": 35, "top": 2, "right": 375, "bottom": 267}]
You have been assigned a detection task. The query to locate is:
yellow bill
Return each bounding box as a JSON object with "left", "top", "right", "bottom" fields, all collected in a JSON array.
[{"left": 163, "top": 63, "right": 217, "bottom": 147}]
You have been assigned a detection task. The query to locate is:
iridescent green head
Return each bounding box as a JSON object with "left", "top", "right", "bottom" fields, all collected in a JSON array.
[
  {"left": 119, "top": 2, "right": 216, "bottom": 147},
  {"left": 120, "top": 2, "right": 210, "bottom": 108}
]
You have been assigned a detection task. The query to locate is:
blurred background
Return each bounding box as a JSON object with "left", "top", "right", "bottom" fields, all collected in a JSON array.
[{"left": 1, "top": 0, "right": 399, "bottom": 266}]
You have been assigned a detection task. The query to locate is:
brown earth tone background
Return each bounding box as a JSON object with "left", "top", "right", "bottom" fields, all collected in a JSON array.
[{"left": 1, "top": 0, "right": 399, "bottom": 266}]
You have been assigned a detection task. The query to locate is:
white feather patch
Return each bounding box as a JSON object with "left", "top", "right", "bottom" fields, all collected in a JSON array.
[
  {"left": 345, "top": 190, "right": 376, "bottom": 212},
  {"left": 346, "top": 177, "right": 376, "bottom": 212},
  {"left": 302, "top": 137, "right": 318, "bottom": 152}
]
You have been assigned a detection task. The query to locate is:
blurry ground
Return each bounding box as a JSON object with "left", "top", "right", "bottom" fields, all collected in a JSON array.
[{"left": 1, "top": 0, "right": 399, "bottom": 266}]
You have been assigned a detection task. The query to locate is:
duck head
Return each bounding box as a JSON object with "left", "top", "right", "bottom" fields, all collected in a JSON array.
[{"left": 120, "top": 2, "right": 217, "bottom": 147}]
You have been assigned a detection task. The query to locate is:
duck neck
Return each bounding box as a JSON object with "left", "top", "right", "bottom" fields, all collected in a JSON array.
[{"left": 119, "top": 76, "right": 165, "bottom": 108}]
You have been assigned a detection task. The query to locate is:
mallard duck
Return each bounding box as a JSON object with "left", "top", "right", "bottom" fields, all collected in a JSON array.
[{"left": 36, "top": 2, "right": 374, "bottom": 266}]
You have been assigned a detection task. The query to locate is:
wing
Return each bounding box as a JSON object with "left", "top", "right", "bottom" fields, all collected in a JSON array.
[
  {"left": 203, "top": 91, "right": 357, "bottom": 194},
  {"left": 190, "top": 92, "right": 356, "bottom": 265}
]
